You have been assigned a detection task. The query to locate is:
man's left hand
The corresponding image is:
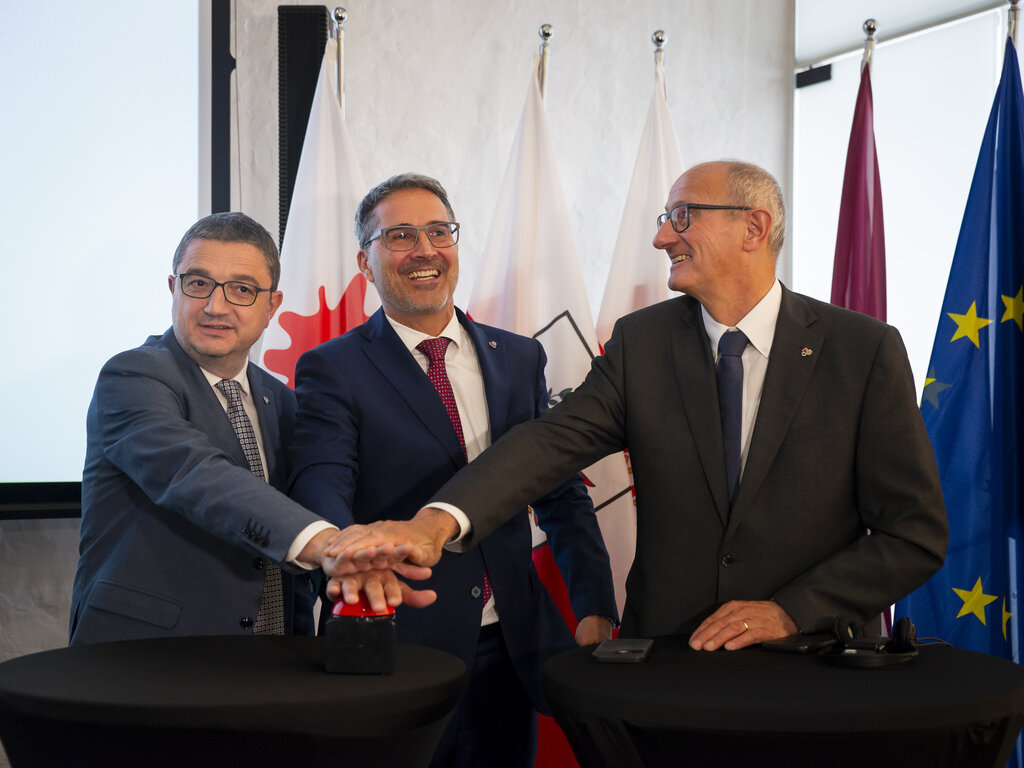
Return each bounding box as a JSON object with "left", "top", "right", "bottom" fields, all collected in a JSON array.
[
  {"left": 575, "top": 615, "right": 615, "bottom": 646},
  {"left": 688, "top": 600, "right": 798, "bottom": 651}
]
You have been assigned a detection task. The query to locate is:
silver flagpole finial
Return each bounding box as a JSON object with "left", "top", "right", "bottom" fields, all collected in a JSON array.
[
  {"left": 862, "top": 19, "right": 877, "bottom": 71},
  {"left": 652, "top": 30, "right": 666, "bottom": 70},
  {"left": 333, "top": 8, "right": 347, "bottom": 114},
  {"left": 537, "top": 24, "right": 553, "bottom": 101},
  {"left": 1010, "top": 0, "right": 1020, "bottom": 46}
]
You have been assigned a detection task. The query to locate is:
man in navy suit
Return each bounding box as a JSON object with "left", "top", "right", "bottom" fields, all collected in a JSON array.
[
  {"left": 288, "top": 173, "right": 617, "bottom": 768},
  {"left": 70, "top": 212, "right": 419, "bottom": 645}
]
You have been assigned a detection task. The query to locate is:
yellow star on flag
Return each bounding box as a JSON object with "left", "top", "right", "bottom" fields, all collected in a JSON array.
[
  {"left": 1002, "top": 287, "right": 1024, "bottom": 330},
  {"left": 952, "top": 577, "right": 998, "bottom": 624},
  {"left": 948, "top": 301, "right": 992, "bottom": 347},
  {"left": 1003, "top": 599, "right": 1013, "bottom": 641}
]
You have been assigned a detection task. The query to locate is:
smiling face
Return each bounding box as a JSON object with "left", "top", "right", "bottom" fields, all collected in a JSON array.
[
  {"left": 169, "top": 238, "right": 282, "bottom": 378},
  {"left": 357, "top": 187, "right": 459, "bottom": 336},
  {"left": 652, "top": 163, "right": 751, "bottom": 306}
]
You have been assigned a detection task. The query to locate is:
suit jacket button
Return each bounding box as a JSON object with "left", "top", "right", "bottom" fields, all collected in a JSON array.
[
  {"left": 720, "top": 555, "right": 735, "bottom": 567},
  {"left": 471, "top": 586, "right": 482, "bottom": 598},
  {"left": 240, "top": 617, "right": 254, "bottom": 629},
  {"left": 252, "top": 558, "right": 265, "bottom": 570}
]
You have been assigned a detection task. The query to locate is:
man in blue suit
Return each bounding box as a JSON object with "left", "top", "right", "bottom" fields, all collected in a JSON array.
[
  {"left": 70, "top": 212, "right": 406, "bottom": 645},
  {"left": 289, "top": 173, "right": 617, "bottom": 768}
]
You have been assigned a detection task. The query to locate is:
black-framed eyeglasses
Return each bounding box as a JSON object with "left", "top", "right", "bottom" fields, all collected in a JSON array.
[
  {"left": 174, "top": 273, "right": 272, "bottom": 307},
  {"left": 361, "top": 222, "right": 460, "bottom": 251},
  {"left": 657, "top": 203, "right": 752, "bottom": 234}
]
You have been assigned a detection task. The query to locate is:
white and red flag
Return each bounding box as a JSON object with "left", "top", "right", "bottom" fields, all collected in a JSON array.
[
  {"left": 470, "top": 65, "right": 637, "bottom": 768},
  {"left": 259, "top": 37, "right": 376, "bottom": 386},
  {"left": 470, "top": 68, "right": 636, "bottom": 625},
  {"left": 596, "top": 63, "right": 684, "bottom": 348}
]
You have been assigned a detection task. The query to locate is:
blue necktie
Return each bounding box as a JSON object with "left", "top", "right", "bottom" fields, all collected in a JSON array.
[{"left": 717, "top": 330, "right": 749, "bottom": 504}]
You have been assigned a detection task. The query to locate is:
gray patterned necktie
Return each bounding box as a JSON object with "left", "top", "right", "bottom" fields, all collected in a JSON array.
[{"left": 216, "top": 378, "right": 285, "bottom": 636}]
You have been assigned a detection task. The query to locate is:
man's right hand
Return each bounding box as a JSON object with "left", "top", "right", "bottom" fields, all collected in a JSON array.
[{"left": 325, "top": 507, "right": 459, "bottom": 572}]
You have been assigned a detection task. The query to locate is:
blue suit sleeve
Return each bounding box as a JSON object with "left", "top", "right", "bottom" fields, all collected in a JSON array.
[
  {"left": 91, "top": 348, "right": 319, "bottom": 563},
  {"left": 288, "top": 346, "right": 359, "bottom": 528}
]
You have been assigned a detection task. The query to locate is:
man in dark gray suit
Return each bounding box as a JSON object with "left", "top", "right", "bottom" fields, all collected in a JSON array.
[
  {"left": 326, "top": 160, "right": 949, "bottom": 652},
  {"left": 71, "top": 212, "right": 422, "bottom": 644}
]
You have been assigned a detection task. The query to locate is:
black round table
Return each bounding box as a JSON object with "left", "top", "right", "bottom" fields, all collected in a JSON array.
[
  {"left": 543, "top": 635, "right": 1024, "bottom": 768},
  {"left": 0, "top": 636, "right": 466, "bottom": 768}
]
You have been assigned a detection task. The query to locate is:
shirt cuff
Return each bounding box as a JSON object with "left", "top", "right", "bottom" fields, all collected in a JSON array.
[
  {"left": 422, "top": 502, "right": 471, "bottom": 552},
  {"left": 287, "top": 520, "right": 338, "bottom": 569}
]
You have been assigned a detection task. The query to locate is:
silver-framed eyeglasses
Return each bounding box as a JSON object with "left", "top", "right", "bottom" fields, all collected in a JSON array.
[
  {"left": 174, "top": 273, "right": 272, "bottom": 307},
  {"left": 657, "top": 203, "right": 752, "bottom": 234},
  {"left": 361, "top": 222, "right": 460, "bottom": 251}
]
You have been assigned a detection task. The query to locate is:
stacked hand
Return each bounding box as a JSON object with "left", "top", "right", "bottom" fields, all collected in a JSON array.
[{"left": 304, "top": 508, "right": 458, "bottom": 614}]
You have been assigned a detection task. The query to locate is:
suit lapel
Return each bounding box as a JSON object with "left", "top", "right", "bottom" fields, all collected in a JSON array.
[
  {"left": 162, "top": 330, "right": 249, "bottom": 470},
  {"left": 729, "top": 287, "right": 823, "bottom": 528},
  {"left": 671, "top": 298, "right": 732, "bottom": 525},
  {"left": 360, "top": 309, "right": 467, "bottom": 468},
  {"left": 459, "top": 311, "right": 512, "bottom": 440},
  {"left": 247, "top": 366, "right": 282, "bottom": 484}
]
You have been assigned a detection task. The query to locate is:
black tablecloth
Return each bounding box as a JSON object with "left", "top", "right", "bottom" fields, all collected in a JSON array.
[
  {"left": 0, "top": 636, "right": 466, "bottom": 768},
  {"left": 544, "top": 635, "right": 1024, "bottom": 768}
]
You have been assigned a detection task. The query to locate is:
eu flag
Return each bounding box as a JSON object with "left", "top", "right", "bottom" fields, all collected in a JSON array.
[{"left": 895, "top": 37, "right": 1024, "bottom": 668}]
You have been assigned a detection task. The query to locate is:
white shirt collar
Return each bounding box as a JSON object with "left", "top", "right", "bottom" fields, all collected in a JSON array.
[
  {"left": 200, "top": 365, "right": 250, "bottom": 397},
  {"left": 384, "top": 310, "right": 468, "bottom": 354},
  {"left": 701, "top": 279, "right": 782, "bottom": 359}
]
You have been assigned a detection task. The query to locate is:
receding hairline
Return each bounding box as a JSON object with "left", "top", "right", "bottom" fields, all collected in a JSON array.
[{"left": 671, "top": 160, "right": 786, "bottom": 256}]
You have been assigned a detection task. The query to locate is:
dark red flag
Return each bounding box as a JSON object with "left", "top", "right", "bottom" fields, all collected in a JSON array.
[{"left": 831, "top": 63, "right": 886, "bottom": 321}]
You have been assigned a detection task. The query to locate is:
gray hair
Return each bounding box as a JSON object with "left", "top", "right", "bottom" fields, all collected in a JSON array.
[
  {"left": 172, "top": 212, "right": 281, "bottom": 290},
  {"left": 355, "top": 173, "right": 456, "bottom": 247},
  {"left": 722, "top": 161, "right": 787, "bottom": 256}
]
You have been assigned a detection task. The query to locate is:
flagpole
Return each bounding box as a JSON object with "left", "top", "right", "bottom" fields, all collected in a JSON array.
[
  {"left": 862, "top": 19, "right": 877, "bottom": 72},
  {"left": 1010, "top": 0, "right": 1019, "bottom": 45},
  {"left": 333, "top": 7, "right": 347, "bottom": 116},
  {"left": 653, "top": 29, "right": 665, "bottom": 69},
  {"left": 537, "top": 24, "right": 553, "bottom": 101},
  {"left": 653, "top": 30, "right": 668, "bottom": 101}
]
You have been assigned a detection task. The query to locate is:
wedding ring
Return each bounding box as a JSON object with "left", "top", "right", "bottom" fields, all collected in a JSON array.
[{"left": 740, "top": 621, "right": 750, "bottom": 632}]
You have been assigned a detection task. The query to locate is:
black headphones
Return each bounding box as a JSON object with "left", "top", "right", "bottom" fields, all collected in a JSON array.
[{"left": 821, "top": 616, "right": 918, "bottom": 668}]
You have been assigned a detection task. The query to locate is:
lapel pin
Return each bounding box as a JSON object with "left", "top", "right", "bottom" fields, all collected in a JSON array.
[
  {"left": 489, "top": 341, "right": 497, "bottom": 348},
  {"left": 263, "top": 395, "right": 270, "bottom": 404},
  {"left": 801, "top": 348, "right": 813, "bottom": 357}
]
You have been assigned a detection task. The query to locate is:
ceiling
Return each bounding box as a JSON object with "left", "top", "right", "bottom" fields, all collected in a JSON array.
[{"left": 796, "top": 0, "right": 1005, "bottom": 65}]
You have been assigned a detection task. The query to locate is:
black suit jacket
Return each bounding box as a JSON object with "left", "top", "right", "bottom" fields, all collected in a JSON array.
[
  {"left": 288, "top": 308, "right": 617, "bottom": 711},
  {"left": 433, "top": 287, "right": 948, "bottom": 637}
]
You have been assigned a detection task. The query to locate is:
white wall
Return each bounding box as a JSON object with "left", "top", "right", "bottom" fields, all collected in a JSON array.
[{"left": 235, "top": 0, "right": 796, "bottom": 310}]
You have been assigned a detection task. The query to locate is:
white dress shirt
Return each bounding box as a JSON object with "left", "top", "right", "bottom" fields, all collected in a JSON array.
[
  {"left": 700, "top": 279, "right": 782, "bottom": 482},
  {"left": 386, "top": 311, "right": 500, "bottom": 625}
]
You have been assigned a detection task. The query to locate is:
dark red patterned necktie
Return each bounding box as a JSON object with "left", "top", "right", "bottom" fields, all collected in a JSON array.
[{"left": 416, "top": 337, "right": 491, "bottom": 606}]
